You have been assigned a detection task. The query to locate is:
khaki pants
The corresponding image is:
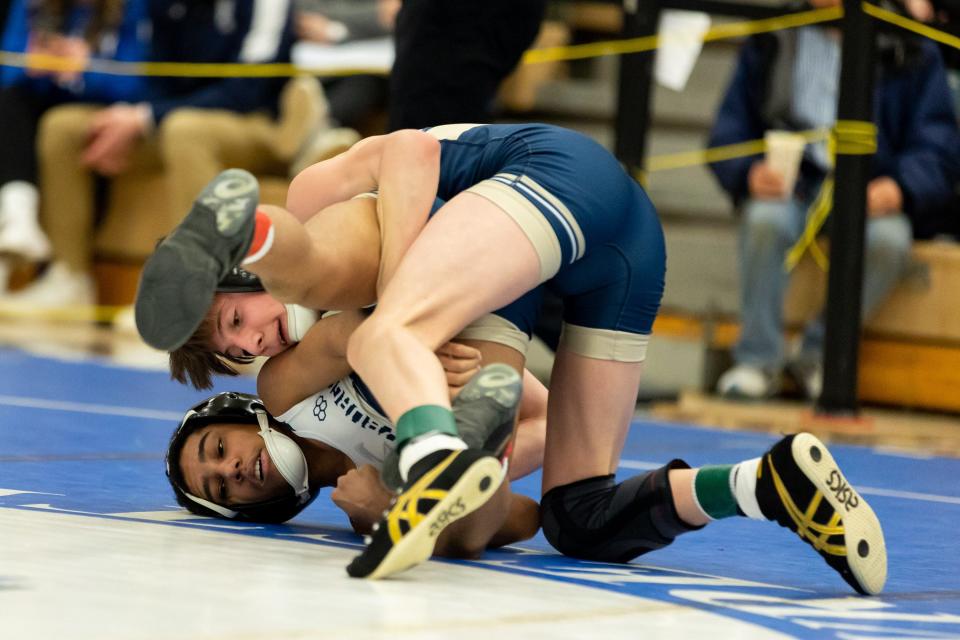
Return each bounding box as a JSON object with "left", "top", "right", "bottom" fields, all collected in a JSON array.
[{"left": 38, "top": 105, "right": 288, "bottom": 273}]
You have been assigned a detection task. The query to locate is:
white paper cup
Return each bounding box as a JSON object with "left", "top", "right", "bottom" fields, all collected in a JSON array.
[{"left": 764, "top": 130, "right": 806, "bottom": 197}]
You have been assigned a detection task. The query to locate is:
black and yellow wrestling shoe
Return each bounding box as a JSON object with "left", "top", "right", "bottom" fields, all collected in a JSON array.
[
  {"left": 135, "top": 169, "right": 259, "bottom": 351},
  {"left": 756, "top": 433, "right": 887, "bottom": 595},
  {"left": 347, "top": 447, "right": 503, "bottom": 579}
]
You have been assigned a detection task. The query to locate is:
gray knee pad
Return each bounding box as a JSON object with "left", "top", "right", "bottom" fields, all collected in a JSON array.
[{"left": 540, "top": 460, "right": 701, "bottom": 563}]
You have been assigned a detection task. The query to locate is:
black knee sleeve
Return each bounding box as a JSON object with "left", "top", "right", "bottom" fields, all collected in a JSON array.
[{"left": 540, "top": 460, "right": 702, "bottom": 563}]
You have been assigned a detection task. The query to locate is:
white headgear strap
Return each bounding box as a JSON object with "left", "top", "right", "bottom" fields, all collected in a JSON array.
[
  {"left": 178, "top": 409, "right": 310, "bottom": 518},
  {"left": 255, "top": 410, "right": 310, "bottom": 503},
  {"left": 284, "top": 304, "right": 319, "bottom": 343},
  {"left": 186, "top": 493, "right": 239, "bottom": 518}
]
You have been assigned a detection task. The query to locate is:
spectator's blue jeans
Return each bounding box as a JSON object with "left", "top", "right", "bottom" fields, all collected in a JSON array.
[{"left": 734, "top": 196, "right": 912, "bottom": 371}]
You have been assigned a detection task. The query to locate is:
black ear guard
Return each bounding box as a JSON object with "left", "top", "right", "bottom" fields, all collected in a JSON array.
[
  {"left": 166, "top": 392, "right": 317, "bottom": 523},
  {"left": 151, "top": 238, "right": 264, "bottom": 294},
  {"left": 217, "top": 266, "right": 265, "bottom": 293}
]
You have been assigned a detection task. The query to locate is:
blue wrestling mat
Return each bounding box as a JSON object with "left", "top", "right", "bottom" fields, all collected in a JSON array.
[{"left": 2, "top": 346, "right": 959, "bottom": 638}]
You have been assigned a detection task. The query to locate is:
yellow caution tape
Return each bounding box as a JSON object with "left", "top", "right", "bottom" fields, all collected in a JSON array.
[
  {"left": 522, "top": 6, "right": 843, "bottom": 64},
  {"left": 1, "top": 6, "right": 843, "bottom": 78},
  {"left": 862, "top": 2, "right": 960, "bottom": 51},
  {"left": 783, "top": 119, "right": 877, "bottom": 272}
]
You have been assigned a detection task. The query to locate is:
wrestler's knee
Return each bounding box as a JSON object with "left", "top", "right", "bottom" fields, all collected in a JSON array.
[{"left": 540, "top": 462, "right": 700, "bottom": 563}]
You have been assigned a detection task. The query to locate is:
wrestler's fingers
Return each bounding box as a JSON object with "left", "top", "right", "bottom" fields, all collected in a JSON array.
[{"left": 436, "top": 341, "right": 482, "bottom": 362}]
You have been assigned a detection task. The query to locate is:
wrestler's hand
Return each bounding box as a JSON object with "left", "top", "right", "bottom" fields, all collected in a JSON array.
[
  {"left": 331, "top": 464, "right": 393, "bottom": 534},
  {"left": 437, "top": 341, "right": 482, "bottom": 398}
]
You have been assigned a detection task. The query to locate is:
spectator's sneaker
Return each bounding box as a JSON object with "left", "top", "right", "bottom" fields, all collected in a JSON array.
[
  {"left": 134, "top": 169, "right": 259, "bottom": 351},
  {"left": 756, "top": 433, "right": 887, "bottom": 595},
  {"left": 275, "top": 76, "right": 330, "bottom": 162},
  {"left": 0, "top": 261, "right": 95, "bottom": 308},
  {"left": 379, "top": 364, "right": 521, "bottom": 491},
  {"left": 347, "top": 448, "right": 503, "bottom": 579},
  {"left": 0, "top": 217, "right": 51, "bottom": 262},
  {"left": 717, "top": 364, "right": 780, "bottom": 400},
  {"left": 786, "top": 358, "right": 824, "bottom": 400},
  {"left": 290, "top": 127, "right": 361, "bottom": 176}
]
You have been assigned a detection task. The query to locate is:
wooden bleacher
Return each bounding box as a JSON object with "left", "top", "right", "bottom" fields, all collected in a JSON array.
[{"left": 654, "top": 239, "right": 960, "bottom": 413}]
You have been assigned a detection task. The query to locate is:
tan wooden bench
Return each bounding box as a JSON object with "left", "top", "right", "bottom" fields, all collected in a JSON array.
[{"left": 655, "top": 239, "right": 960, "bottom": 412}]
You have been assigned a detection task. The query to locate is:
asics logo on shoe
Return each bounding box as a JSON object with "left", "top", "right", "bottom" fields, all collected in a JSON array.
[
  {"left": 826, "top": 469, "right": 860, "bottom": 512},
  {"left": 472, "top": 372, "right": 520, "bottom": 406},
  {"left": 208, "top": 197, "right": 254, "bottom": 235},
  {"left": 429, "top": 497, "right": 466, "bottom": 538},
  {"left": 212, "top": 175, "right": 258, "bottom": 199}
]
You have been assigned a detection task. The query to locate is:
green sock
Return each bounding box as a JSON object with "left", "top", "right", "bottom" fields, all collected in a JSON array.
[
  {"left": 693, "top": 465, "right": 739, "bottom": 520},
  {"left": 395, "top": 405, "right": 458, "bottom": 450}
]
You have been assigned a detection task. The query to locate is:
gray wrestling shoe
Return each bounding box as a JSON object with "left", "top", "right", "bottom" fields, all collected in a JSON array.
[
  {"left": 379, "top": 364, "right": 522, "bottom": 491},
  {"left": 135, "top": 169, "right": 259, "bottom": 351},
  {"left": 453, "top": 363, "right": 522, "bottom": 458}
]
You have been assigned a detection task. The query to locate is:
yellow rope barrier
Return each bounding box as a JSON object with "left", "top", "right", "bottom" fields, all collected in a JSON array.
[
  {"left": 3, "top": 5, "right": 949, "bottom": 79},
  {"left": 833, "top": 119, "right": 878, "bottom": 156},
  {"left": 0, "top": 302, "right": 127, "bottom": 324},
  {"left": 1, "top": 6, "right": 843, "bottom": 78},
  {"left": 4, "top": 50, "right": 387, "bottom": 78},
  {"left": 782, "top": 120, "right": 878, "bottom": 272},
  {"left": 862, "top": 2, "right": 960, "bottom": 51},
  {"left": 522, "top": 6, "right": 842, "bottom": 64},
  {"left": 784, "top": 176, "right": 834, "bottom": 271},
  {"left": 0, "top": 2, "right": 930, "bottom": 324},
  {"left": 646, "top": 128, "right": 829, "bottom": 173}
]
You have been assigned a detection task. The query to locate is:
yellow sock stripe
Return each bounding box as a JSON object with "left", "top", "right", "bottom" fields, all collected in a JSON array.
[
  {"left": 767, "top": 458, "right": 847, "bottom": 556},
  {"left": 386, "top": 451, "right": 458, "bottom": 542}
]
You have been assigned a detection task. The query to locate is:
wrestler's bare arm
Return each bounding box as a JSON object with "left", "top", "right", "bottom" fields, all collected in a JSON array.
[
  {"left": 257, "top": 310, "right": 366, "bottom": 416},
  {"left": 372, "top": 130, "right": 440, "bottom": 294},
  {"left": 285, "top": 135, "right": 385, "bottom": 222},
  {"left": 286, "top": 130, "right": 441, "bottom": 295}
]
